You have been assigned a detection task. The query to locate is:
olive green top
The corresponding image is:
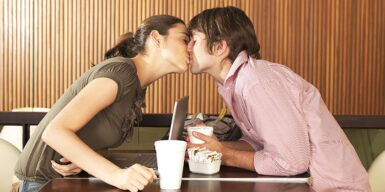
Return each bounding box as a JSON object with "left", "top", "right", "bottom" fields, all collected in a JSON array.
[{"left": 15, "top": 57, "right": 145, "bottom": 183}]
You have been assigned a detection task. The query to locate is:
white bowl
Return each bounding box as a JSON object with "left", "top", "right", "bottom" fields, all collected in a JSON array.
[{"left": 188, "top": 160, "right": 221, "bottom": 175}]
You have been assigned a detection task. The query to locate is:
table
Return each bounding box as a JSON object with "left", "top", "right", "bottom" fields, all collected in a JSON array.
[
  {"left": 39, "top": 178, "right": 313, "bottom": 192},
  {"left": 39, "top": 151, "right": 314, "bottom": 192}
]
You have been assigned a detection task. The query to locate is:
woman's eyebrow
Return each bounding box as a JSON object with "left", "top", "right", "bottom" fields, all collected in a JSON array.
[{"left": 179, "top": 32, "right": 191, "bottom": 40}]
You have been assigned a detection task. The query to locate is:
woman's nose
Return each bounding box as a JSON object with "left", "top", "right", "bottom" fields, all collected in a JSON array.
[{"left": 187, "top": 41, "right": 194, "bottom": 52}]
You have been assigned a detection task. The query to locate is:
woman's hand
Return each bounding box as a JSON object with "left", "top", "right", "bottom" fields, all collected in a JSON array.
[
  {"left": 51, "top": 158, "right": 82, "bottom": 176},
  {"left": 113, "top": 164, "right": 157, "bottom": 192}
]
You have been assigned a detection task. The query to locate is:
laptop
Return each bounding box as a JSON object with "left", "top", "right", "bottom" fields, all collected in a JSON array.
[
  {"left": 125, "top": 96, "right": 189, "bottom": 169},
  {"left": 167, "top": 96, "right": 189, "bottom": 140}
]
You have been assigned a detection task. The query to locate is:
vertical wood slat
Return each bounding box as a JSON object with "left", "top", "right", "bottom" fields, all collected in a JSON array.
[
  {"left": 0, "top": 0, "right": 4, "bottom": 109},
  {"left": 1, "top": 0, "right": 385, "bottom": 115}
]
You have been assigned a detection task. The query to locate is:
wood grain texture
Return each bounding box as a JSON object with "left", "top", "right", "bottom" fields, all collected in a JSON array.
[{"left": 1, "top": 0, "right": 384, "bottom": 115}]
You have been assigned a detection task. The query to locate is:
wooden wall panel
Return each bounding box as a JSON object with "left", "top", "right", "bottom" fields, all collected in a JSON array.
[
  {"left": 1, "top": 0, "right": 34, "bottom": 111},
  {"left": 1, "top": 0, "right": 384, "bottom": 115}
]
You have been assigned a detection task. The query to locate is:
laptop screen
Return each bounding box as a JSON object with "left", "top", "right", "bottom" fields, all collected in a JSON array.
[{"left": 168, "top": 96, "right": 189, "bottom": 140}]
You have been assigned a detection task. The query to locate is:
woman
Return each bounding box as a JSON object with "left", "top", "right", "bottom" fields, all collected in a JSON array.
[
  {"left": 15, "top": 15, "right": 190, "bottom": 192},
  {"left": 186, "top": 7, "right": 370, "bottom": 191}
]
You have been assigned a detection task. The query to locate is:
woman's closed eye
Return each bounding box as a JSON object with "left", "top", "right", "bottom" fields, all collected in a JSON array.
[{"left": 183, "top": 36, "right": 191, "bottom": 45}]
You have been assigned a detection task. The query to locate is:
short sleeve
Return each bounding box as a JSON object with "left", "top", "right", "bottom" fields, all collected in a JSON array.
[{"left": 92, "top": 62, "right": 138, "bottom": 102}]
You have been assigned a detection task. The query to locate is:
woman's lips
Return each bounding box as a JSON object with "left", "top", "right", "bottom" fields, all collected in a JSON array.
[{"left": 186, "top": 55, "right": 192, "bottom": 64}]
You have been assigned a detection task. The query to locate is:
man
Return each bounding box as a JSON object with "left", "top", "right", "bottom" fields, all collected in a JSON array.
[{"left": 186, "top": 6, "right": 370, "bottom": 191}]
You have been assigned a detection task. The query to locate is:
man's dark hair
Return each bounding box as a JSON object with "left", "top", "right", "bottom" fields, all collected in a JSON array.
[{"left": 189, "top": 6, "right": 261, "bottom": 62}]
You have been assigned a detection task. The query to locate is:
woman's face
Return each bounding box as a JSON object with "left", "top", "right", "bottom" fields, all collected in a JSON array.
[{"left": 160, "top": 23, "right": 190, "bottom": 73}]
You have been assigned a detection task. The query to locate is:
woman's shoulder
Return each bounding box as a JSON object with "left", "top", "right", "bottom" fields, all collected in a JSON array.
[
  {"left": 88, "top": 57, "right": 142, "bottom": 101},
  {"left": 89, "top": 57, "right": 138, "bottom": 88},
  {"left": 97, "top": 57, "right": 136, "bottom": 72},
  {"left": 90, "top": 57, "right": 137, "bottom": 80}
]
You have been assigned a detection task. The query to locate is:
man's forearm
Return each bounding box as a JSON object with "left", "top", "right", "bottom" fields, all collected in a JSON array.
[
  {"left": 222, "top": 140, "right": 254, "bottom": 151},
  {"left": 222, "top": 148, "right": 255, "bottom": 171},
  {"left": 186, "top": 133, "right": 256, "bottom": 172}
]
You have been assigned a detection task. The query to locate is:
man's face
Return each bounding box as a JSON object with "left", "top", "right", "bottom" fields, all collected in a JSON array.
[{"left": 187, "top": 30, "right": 217, "bottom": 74}]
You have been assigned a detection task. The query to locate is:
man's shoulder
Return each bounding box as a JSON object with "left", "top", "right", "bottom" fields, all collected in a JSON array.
[{"left": 239, "top": 59, "right": 304, "bottom": 91}]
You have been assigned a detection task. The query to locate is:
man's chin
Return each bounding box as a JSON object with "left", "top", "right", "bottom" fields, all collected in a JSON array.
[{"left": 189, "top": 67, "right": 202, "bottom": 74}]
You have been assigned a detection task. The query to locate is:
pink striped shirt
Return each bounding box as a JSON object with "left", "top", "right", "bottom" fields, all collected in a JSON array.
[{"left": 217, "top": 51, "right": 370, "bottom": 191}]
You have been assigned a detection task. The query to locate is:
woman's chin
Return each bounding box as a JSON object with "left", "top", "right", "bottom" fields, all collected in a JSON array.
[
  {"left": 176, "top": 60, "right": 189, "bottom": 73},
  {"left": 179, "top": 64, "right": 189, "bottom": 73}
]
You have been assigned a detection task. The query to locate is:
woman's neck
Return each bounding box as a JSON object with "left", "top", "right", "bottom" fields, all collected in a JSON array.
[{"left": 131, "top": 54, "right": 168, "bottom": 89}]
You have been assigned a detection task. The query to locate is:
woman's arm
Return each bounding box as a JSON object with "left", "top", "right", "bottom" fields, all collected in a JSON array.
[
  {"left": 51, "top": 149, "right": 108, "bottom": 177},
  {"left": 42, "top": 78, "right": 156, "bottom": 191}
]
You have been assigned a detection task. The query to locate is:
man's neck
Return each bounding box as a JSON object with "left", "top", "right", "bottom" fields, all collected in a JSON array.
[{"left": 210, "top": 59, "right": 232, "bottom": 85}]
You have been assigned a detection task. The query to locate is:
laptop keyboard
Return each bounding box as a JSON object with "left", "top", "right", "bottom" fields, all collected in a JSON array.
[{"left": 134, "top": 154, "right": 157, "bottom": 169}]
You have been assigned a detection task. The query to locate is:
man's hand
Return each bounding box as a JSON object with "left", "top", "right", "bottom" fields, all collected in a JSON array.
[
  {"left": 186, "top": 132, "right": 255, "bottom": 171},
  {"left": 51, "top": 158, "right": 82, "bottom": 176},
  {"left": 187, "top": 131, "right": 225, "bottom": 154}
]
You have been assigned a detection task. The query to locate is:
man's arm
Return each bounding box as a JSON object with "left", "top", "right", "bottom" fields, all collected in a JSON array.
[
  {"left": 187, "top": 132, "right": 255, "bottom": 171},
  {"left": 222, "top": 140, "right": 255, "bottom": 151}
]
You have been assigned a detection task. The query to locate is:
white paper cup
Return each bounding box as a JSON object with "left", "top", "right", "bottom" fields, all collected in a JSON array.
[
  {"left": 154, "top": 140, "right": 187, "bottom": 189},
  {"left": 187, "top": 126, "right": 213, "bottom": 144}
]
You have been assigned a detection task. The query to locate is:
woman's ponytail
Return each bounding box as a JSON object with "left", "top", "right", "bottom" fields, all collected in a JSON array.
[{"left": 104, "top": 32, "right": 138, "bottom": 59}]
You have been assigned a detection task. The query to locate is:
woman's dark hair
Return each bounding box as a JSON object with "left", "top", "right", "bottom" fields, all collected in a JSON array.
[
  {"left": 105, "top": 15, "right": 185, "bottom": 59},
  {"left": 188, "top": 6, "right": 261, "bottom": 62}
]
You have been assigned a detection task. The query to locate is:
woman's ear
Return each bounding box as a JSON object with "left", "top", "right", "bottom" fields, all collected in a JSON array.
[
  {"left": 150, "top": 30, "right": 161, "bottom": 47},
  {"left": 213, "top": 40, "right": 230, "bottom": 57}
]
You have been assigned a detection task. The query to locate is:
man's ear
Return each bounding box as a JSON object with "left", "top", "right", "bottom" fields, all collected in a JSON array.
[
  {"left": 213, "top": 40, "right": 229, "bottom": 57},
  {"left": 150, "top": 30, "right": 161, "bottom": 47}
]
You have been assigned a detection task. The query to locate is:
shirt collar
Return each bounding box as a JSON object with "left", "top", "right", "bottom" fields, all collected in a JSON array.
[
  {"left": 217, "top": 51, "right": 249, "bottom": 97},
  {"left": 222, "top": 51, "right": 249, "bottom": 85}
]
